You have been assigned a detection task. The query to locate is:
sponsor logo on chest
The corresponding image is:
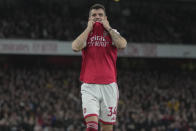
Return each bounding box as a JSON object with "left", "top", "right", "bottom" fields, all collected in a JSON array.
[{"left": 88, "top": 35, "right": 110, "bottom": 47}]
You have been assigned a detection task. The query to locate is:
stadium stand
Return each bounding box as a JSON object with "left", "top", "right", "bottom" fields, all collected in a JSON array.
[
  {"left": 0, "top": 57, "right": 196, "bottom": 131},
  {"left": 0, "top": 0, "right": 196, "bottom": 44}
]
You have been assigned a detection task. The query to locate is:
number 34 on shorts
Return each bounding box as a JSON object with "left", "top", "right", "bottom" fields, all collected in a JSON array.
[{"left": 107, "top": 106, "right": 117, "bottom": 120}]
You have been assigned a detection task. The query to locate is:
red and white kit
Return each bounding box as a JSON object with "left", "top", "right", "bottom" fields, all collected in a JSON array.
[{"left": 80, "top": 22, "right": 119, "bottom": 124}]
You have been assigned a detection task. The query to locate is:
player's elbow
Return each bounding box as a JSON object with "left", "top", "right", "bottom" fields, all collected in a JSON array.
[
  {"left": 118, "top": 40, "right": 127, "bottom": 49},
  {"left": 120, "top": 42, "right": 127, "bottom": 49},
  {"left": 72, "top": 47, "right": 80, "bottom": 52},
  {"left": 72, "top": 42, "right": 80, "bottom": 52}
]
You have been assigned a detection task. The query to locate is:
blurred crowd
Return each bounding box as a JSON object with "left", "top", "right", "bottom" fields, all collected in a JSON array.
[
  {"left": 0, "top": 64, "right": 196, "bottom": 131},
  {"left": 0, "top": 0, "right": 196, "bottom": 44},
  {"left": 0, "top": 65, "right": 83, "bottom": 131}
]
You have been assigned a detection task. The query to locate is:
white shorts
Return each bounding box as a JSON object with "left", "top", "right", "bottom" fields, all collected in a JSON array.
[{"left": 81, "top": 82, "right": 119, "bottom": 124}]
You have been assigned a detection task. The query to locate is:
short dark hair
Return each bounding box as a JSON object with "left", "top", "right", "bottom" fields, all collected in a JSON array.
[{"left": 89, "top": 3, "right": 106, "bottom": 16}]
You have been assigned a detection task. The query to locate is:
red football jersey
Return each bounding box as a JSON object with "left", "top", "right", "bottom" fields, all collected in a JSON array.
[{"left": 80, "top": 22, "right": 117, "bottom": 84}]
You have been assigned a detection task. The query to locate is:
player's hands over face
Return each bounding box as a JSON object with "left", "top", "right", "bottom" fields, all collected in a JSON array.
[
  {"left": 87, "top": 18, "right": 95, "bottom": 31},
  {"left": 101, "top": 18, "right": 111, "bottom": 31}
]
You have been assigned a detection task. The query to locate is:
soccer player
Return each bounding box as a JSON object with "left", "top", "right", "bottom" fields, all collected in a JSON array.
[{"left": 72, "top": 3, "right": 127, "bottom": 131}]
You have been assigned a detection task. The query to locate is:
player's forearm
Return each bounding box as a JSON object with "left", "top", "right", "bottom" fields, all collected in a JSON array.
[
  {"left": 108, "top": 28, "right": 127, "bottom": 49},
  {"left": 72, "top": 28, "right": 91, "bottom": 52}
]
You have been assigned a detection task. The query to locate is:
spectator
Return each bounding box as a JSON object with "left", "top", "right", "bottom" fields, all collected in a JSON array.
[
  {"left": 0, "top": 1, "right": 196, "bottom": 44},
  {"left": 0, "top": 62, "right": 196, "bottom": 130}
]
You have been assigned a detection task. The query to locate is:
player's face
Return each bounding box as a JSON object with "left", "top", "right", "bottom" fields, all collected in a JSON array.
[{"left": 89, "top": 9, "right": 106, "bottom": 22}]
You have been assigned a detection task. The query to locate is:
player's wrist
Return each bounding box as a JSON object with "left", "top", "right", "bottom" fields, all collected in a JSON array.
[{"left": 107, "top": 27, "right": 113, "bottom": 32}]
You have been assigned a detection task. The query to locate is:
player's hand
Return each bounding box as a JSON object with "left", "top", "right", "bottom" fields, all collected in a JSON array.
[
  {"left": 87, "top": 18, "right": 95, "bottom": 31},
  {"left": 101, "top": 18, "right": 111, "bottom": 31}
]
